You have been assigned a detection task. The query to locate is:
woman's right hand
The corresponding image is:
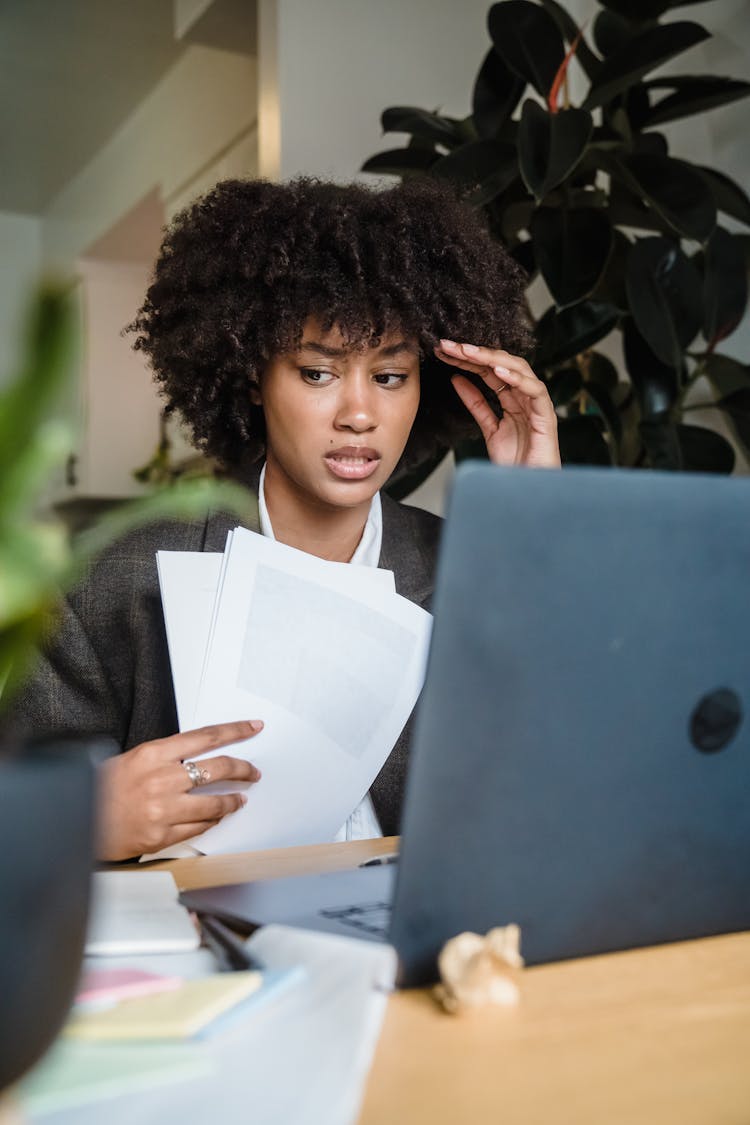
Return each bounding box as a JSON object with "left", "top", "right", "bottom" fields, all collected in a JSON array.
[{"left": 96, "top": 720, "right": 263, "bottom": 861}]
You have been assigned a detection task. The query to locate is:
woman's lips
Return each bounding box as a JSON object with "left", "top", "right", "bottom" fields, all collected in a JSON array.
[{"left": 324, "top": 447, "right": 381, "bottom": 481}]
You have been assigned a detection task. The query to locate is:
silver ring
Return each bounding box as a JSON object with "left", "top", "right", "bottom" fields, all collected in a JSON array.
[
  {"left": 496, "top": 382, "right": 507, "bottom": 394},
  {"left": 183, "top": 760, "right": 211, "bottom": 788}
]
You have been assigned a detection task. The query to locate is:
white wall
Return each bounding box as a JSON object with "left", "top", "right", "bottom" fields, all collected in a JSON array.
[
  {"left": 36, "top": 42, "right": 258, "bottom": 498},
  {"left": 41, "top": 44, "right": 257, "bottom": 269},
  {"left": 0, "top": 211, "right": 42, "bottom": 386},
  {"left": 72, "top": 260, "right": 161, "bottom": 497},
  {"left": 259, "top": 0, "right": 497, "bottom": 182}
]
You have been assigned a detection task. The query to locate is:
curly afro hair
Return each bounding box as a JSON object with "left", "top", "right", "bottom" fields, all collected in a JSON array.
[{"left": 130, "top": 176, "right": 532, "bottom": 476}]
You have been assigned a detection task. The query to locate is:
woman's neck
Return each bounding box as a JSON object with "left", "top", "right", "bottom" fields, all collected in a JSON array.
[{"left": 262, "top": 458, "right": 371, "bottom": 563}]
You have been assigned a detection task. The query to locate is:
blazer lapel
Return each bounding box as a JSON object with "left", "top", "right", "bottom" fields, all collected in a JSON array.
[{"left": 378, "top": 492, "right": 434, "bottom": 608}]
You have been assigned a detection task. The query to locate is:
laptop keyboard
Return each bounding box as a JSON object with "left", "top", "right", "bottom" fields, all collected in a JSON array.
[{"left": 319, "top": 900, "right": 392, "bottom": 939}]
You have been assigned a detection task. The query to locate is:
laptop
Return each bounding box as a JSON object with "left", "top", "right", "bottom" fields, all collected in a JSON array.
[{"left": 182, "top": 463, "right": 750, "bottom": 986}]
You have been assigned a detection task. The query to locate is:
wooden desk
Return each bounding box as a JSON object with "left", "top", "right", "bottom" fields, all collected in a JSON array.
[{"left": 164, "top": 840, "right": 750, "bottom": 1125}]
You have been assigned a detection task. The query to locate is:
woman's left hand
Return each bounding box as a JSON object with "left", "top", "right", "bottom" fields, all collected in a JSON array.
[{"left": 435, "top": 340, "right": 561, "bottom": 469}]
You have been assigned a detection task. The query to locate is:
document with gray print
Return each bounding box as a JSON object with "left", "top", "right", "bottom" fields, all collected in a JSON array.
[{"left": 160, "top": 527, "right": 431, "bottom": 854}]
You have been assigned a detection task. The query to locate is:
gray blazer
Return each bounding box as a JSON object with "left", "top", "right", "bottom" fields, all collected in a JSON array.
[{"left": 3, "top": 492, "right": 441, "bottom": 837}]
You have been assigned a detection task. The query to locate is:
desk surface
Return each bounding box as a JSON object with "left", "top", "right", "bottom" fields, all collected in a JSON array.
[{"left": 163, "top": 839, "right": 750, "bottom": 1125}]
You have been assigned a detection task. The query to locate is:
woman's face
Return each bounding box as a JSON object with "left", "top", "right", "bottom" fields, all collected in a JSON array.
[{"left": 253, "top": 318, "right": 421, "bottom": 511}]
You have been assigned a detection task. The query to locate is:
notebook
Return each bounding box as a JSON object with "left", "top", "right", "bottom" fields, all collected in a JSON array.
[
  {"left": 64, "top": 972, "right": 262, "bottom": 1041},
  {"left": 184, "top": 464, "right": 750, "bottom": 986},
  {"left": 85, "top": 871, "right": 200, "bottom": 955}
]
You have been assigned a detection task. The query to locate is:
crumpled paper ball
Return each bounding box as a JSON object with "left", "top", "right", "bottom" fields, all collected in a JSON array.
[{"left": 433, "top": 923, "right": 524, "bottom": 1013}]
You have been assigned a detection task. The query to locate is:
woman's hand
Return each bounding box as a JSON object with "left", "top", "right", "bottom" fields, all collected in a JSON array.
[
  {"left": 96, "top": 720, "right": 263, "bottom": 861},
  {"left": 435, "top": 340, "right": 561, "bottom": 469}
]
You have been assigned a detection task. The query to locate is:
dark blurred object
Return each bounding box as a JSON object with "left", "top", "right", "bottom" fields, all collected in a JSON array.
[{"left": 0, "top": 742, "right": 95, "bottom": 1092}]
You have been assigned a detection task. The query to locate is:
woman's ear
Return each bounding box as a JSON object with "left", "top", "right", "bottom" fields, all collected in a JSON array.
[{"left": 249, "top": 373, "right": 262, "bottom": 406}]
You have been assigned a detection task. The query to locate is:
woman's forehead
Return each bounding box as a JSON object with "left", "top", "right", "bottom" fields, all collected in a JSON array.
[{"left": 291, "top": 316, "right": 420, "bottom": 359}]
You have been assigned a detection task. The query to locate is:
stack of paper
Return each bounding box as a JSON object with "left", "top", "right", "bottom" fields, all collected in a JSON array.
[
  {"left": 157, "top": 527, "right": 432, "bottom": 854},
  {"left": 64, "top": 972, "right": 263, "bottom": 1041},
  {"left": 85, "top": 872, "right": 200, "bottom": 955}
]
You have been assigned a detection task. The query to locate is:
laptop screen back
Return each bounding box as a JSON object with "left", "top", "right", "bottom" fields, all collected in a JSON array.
[{"left": 390, "top": 464, "right": 750, "bottom": 985}]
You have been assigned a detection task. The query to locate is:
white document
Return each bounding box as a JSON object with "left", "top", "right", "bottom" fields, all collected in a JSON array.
[
  {"left": 238, "top": 924, "right": 396, "bottom": 1125},
  {"left": 186, "top": 527, "right": 431, "bottom": 853},
  {"left": 33, "top": 925, "right": 395, "bottom": 1125},
  {"left": 85, "top": 872, "right": 200, "bottom": 956},
  {"left": 156, "top": 552, "right": 224, "bottom": 730},
  {"left": 157, "top": 536, "right": 396, "bottom": 731}
]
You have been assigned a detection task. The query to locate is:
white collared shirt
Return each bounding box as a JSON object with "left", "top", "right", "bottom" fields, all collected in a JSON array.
[{"left": 258, "top": 463, "right": 384, "bottom": 842}]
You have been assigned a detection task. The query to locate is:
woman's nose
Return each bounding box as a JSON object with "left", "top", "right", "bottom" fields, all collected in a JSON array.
[{"left": 334, "top": 375, "right": 376, "bottom": 431}]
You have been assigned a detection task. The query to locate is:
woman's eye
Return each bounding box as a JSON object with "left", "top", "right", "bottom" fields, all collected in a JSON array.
[
  {"left": 300, "top": 368, "right": 335, "bottom": 385},
  {"left": 374, "top": 372, "right": 408, "bottom": 388}
]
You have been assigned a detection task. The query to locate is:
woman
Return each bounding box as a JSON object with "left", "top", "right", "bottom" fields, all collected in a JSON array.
[{"left": 6, "top": 177, "right": 560, "bottom": 859}]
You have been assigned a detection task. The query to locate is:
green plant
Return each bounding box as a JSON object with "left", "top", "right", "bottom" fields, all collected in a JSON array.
[
  {"left": 0, "top": 284, "right": 255, "bottom": 706},
  {"left": 363, "top": 0, "right": 750, "bottom": 473}
]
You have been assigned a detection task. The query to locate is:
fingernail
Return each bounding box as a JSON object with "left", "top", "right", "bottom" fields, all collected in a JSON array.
[
  {"left": 462, "top": 343, "right": 479, "bottom": 354},
  {"left": 240, "top": 794, "right": 249, "bottom": 806},
  {"left": 439, "top": 338, "right": 455, "bottom": 347},
  {"left": 248, "top": 719, "right": 264, "bottom": 733},
  {"left": 494, "top": 365, "right": 510, "bottom": 376},
  {"left": 252, "top": 767, "right": 262, "bottom": 780}
]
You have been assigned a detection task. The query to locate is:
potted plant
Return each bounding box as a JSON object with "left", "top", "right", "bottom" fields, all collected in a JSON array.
[
  {"left": 363, "top": 0, "right": 750, "bottom": 483},
  {"left": 0, "top": 283, "right": 251, "bottom": 1095}
]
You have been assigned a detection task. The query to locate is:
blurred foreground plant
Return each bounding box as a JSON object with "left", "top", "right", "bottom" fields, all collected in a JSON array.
[{"left": 0, "top": 284, "right": 255, "bottom": 706}]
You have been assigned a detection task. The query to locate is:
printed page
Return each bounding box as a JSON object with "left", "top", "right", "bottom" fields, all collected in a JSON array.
[
  {"left": 158, "top": 530, "right": 396, "bottom": 730},
  {"left": 157, "top": 551, "right": 224, "bottom": 730},
  {"left": 189, "top": 527, "right": 431, "bottom": 853}
]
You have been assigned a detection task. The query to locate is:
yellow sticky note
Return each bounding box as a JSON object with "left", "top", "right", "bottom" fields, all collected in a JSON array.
[{"left": 64, "top": 971, "right": 262, "bottom": 1041}]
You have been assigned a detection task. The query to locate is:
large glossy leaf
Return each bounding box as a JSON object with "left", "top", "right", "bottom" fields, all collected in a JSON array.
[
  {"left": 361, "top": 147, "right": 439, "bottom": 177},
  {"left": 536, "top": 300, "right": 620, "bottom": 369},
  {"left": 488, "top": 1, "right": 564, "bottom": 97},
  {"left": 639, "top": 414, "right": 683, "bottom": 470},
  {"left": 626, "top": 237, "right": 703, "bottom": 370},
  {"left": 677, "top": 424, "right": 735, "bottom": 474},
  {"left": 622, "top": 317, "right": 679, "bottom": 416},
  {"left": 643, "top": 76, "right": 750, "bottom": 128},
  {"left": 468, "top": 163, "right": 520, "bottom": 208},
  {"left": 703, "top": 353, "right": 750, "bottom": 398},
  {"left": 590, "top": 229, "right": 631, "bottom": 312},
  {"left": 607, "top": 185, "right": 674, "bottom": 236},
  {"left": 472, "top": 49, "right": 525, "bottom": 139},
  {"left": 607, "top": 153, "right": 717, "bottom": 242},
  {"left": 583, "top": 22, "right": 710, "bottom": 110},
  {"left": 547, "top": 366, "right": 582, "bottom": 406},
  {"left": 632, "top": 131, "right": 668, "bottom": 159},
  {"left": 539, "top": 0, "right": 602, "bottom": 80},
  {"left": 696, "top": 167, "right": 750, "bottom": 226},
  {"left": 587, "top": 352, "right": 620, "bottom": 392},
  {"left": 600, "top": 0, "right": 717, "bottom": 18},
  {"left": 716, "top": 387, "right": 750, "bottom": 453},
  {"left": 501, "top": 199, "right": 536, "bottom": 242},
  {"left": 381, "top": 107, "right": 463, "bottom": 147},
  {"left": 557, "top": 415, "right": 612, "bottom": 465},
  {"left": 518, "top": 100, "right": 592, "bottom": 200},
  {"left": 593, "top": 10, "right": 636, "bottom": 56},
  {"left": 432, "top": 140, "right": 517, "bottom": 197},
  {"left": 703, "top": 227, "right": 749, "bottom": 345},
  {"left": 530, "top": 207, "right": 613, "bottom": 308}
]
